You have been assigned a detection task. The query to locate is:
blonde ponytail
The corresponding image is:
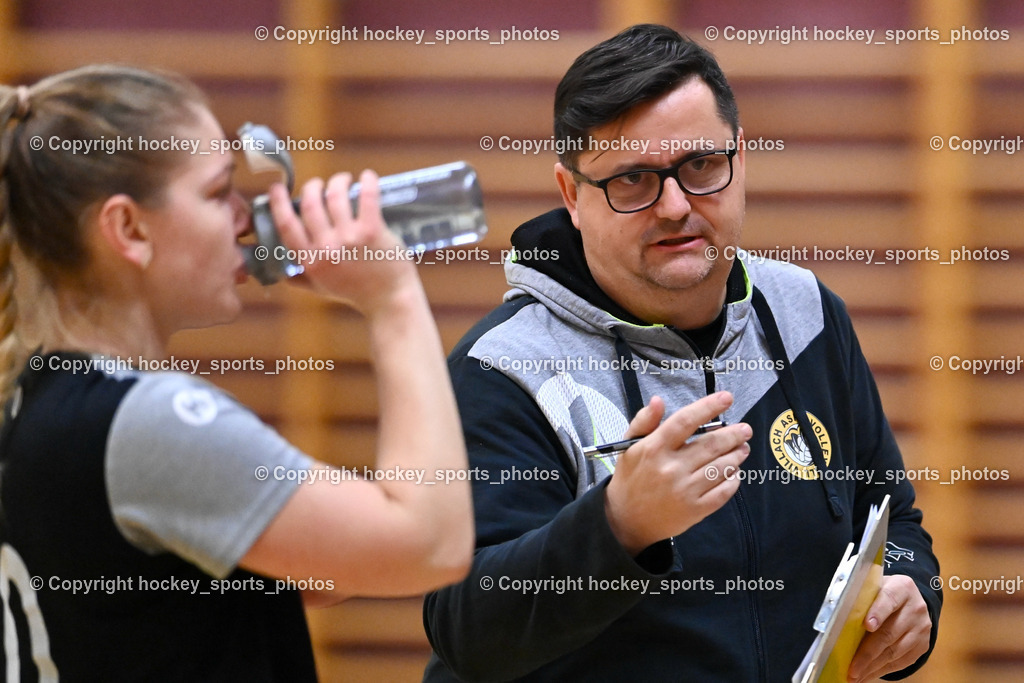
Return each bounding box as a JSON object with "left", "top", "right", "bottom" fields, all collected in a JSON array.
[{"left": 1, "top": 85, "right": 27, "bottom": 408}]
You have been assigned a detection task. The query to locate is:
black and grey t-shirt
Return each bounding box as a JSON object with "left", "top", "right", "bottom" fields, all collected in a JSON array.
[{"left": 0, "top": 351, "right": 317, "bottom": 681}]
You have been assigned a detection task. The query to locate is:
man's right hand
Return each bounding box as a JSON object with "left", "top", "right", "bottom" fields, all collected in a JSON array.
[{"left": 603, "top": 392, "right": 751, "bottom": 556}]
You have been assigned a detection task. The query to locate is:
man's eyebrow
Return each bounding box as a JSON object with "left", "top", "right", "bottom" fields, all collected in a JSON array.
[
  {"left": 599, "top": 150, "right": 703, "bottom": 178},
  {"left": 601, "top": 159, "right": 663, "bottom": 176}
]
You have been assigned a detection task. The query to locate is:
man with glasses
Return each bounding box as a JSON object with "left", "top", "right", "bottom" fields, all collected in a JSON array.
[{"left": 424, "top": 24, "right": 940, "bottom": 682}]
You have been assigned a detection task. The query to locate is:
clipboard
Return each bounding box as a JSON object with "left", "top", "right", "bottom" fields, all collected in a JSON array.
[{"left": 792, "top": 494, "right": 889, "bottom": 683}]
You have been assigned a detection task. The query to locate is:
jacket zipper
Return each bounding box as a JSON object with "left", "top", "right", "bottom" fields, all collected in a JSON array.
[
  {"left": 670, "top": 329, "right": 717, "bottom": 396},
  {"left": 673, "top": 327, "right": 769, "bottom": 680},
  {"left": 653, "top": 300, "right": 770, "bottom": 677},
  {"left": 735, "top": 489, "right": 768, "bottom": 681},
  {"left": 673, "top": 327, "right": 766, "bottom": 676},
  {"left": 699, "top": 355, "right": 715, "bottom": 395}
]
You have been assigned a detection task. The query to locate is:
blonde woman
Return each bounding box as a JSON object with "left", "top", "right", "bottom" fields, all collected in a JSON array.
[{"left": 0, "top": 65, "right": 472, "bottom": 680}]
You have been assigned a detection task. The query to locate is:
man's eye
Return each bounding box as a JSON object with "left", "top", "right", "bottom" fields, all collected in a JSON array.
[{"left": 686, "top": 158, "right": 710, "bottom": 173}]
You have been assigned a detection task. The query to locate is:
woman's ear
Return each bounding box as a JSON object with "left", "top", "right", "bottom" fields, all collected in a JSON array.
[{"left": 95, "top": 194, "right": 153, "bottom": 270}]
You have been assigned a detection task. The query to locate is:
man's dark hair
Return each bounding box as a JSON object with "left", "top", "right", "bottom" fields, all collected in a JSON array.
[{"left": 554, "top": 24, "right": 739, "bottom": 168}]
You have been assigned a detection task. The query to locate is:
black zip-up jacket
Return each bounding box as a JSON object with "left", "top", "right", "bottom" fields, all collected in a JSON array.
[{"left": 423, "top": 209, "right": 941, "bottom": 682}]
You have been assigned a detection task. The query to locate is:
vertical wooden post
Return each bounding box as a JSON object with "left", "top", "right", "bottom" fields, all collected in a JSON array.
[
  {"left": 912, "top": 0, "right": 974, "bottom": 679},
  {"left": 599, "top": 0, "right": 673, "bottom": 33},
  {"left": 277, "top": 0, "right": 335, "bottom": 456},
  {"left": 0, "top": 0, "right": 16, "bottom": 83}
]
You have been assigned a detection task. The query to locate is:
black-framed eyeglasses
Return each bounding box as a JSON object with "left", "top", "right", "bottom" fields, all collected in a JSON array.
[{"left": 570, "top": 142, "right": 738, "bottom": 214}]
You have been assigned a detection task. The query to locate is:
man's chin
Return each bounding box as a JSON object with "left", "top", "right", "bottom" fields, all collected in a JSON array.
[{"left": 642, "top": 256, "right": 717, "bottom": 292}]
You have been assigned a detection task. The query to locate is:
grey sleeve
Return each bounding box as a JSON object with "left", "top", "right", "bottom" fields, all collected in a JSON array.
[{"left": 105, "top": 372, "right": 314, "bottom": 579}]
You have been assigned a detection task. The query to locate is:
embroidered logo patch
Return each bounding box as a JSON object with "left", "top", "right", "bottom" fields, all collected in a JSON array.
[{"left": 769, "top": 409, "right": 832, "bottom": 480}]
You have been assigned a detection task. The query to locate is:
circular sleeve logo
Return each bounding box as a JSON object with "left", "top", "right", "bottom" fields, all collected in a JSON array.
[
  {"left": 769, "top": 410, "right": 832, "bottom": 479},
  {"left": 172, "top": 389, "right": 219, "bottom": 426}
]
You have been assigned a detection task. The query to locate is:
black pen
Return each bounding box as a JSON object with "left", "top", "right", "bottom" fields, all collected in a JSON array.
[{"left": 583, "top": 420, "right": 727, "bottom": 459}]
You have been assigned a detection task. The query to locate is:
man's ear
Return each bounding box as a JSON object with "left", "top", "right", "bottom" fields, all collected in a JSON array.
[
  {"left": 95, "top": 194, "right": 153, "bottom": 269},
  {"left": 553, "top": 162, "right": 581, "bottom": 230},
  {"left": 734, "top": 127, "right": 746, "bottom": 175}
]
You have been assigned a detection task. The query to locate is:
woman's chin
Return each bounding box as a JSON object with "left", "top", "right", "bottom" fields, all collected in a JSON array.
[{"left": 182, "top": 295, "right": 245, "bottom": 332}]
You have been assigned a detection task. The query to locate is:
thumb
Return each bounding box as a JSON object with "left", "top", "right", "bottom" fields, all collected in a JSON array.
[{"left": 624, "top": 396, "right": 665, "bottom": 440}]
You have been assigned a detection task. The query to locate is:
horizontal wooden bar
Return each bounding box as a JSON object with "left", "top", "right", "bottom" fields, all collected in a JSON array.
[{"left": 12, "top": 29, "right": 1024, "bottom": 81}]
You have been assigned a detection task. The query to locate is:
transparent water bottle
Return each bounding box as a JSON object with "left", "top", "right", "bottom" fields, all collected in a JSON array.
[{"left": 237, "top": 123, "right": 488, "bottom": 285}]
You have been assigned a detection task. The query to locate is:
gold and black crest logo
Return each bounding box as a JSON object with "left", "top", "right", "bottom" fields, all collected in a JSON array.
[{"left": 769, "top": 410, "right": 832, "bottom": 480}]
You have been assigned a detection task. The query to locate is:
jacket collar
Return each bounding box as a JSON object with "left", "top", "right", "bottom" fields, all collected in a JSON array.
[{"left": 505, "top": 208, "right": 751, "bottom": 356}]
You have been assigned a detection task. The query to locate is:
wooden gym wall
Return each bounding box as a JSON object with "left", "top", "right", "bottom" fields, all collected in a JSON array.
[{"left": 1, "top": 0, "right": 1022, "bottom": 680}]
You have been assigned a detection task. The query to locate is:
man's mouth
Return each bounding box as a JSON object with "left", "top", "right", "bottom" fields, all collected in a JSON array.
[
  {"left": 652, "top": 234, "right": 707, "bottom": 250},
  {"left": 656, "top": 235, "right": 699, "bottom": 246}
]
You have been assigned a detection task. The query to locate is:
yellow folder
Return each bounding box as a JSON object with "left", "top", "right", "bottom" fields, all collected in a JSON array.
[{"left": 793, "top": 495, "right": 889, "bottom": 683}]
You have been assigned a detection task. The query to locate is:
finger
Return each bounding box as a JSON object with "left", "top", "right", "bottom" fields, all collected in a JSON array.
[
  {"left": 701, "top": 441, "right": 751, "bottom": 482},
  {"left": 849, "top": 593, "right": 906, "bottom": 676},
  {"left": 863, "top": 575, "right": 911, "bottom": 632},
  {"left": 323, "top": 171, "right": 356, "bottom": 236},
  {"left": 858, "top": 647, "right": 927, "bottom": 682},
  {"left": 623, "top": 396, "right": 666, "bottom": 440},
  {"left": 685, "top": 423, "right": 753, "bottom": 470},
  {"left": 695, "top": 475, "right": 742, "bottom": 516},
  {"left": 297, "top": 176, "right": 332, "bottom": 244},
  {"left": 848, "top": 579, "right": 928, "bottom": 681},
  {"left": 349, "top": 169, "right": 394, "bottom": 249},
  {"left": 269, "top": 182, "right": 308, "bottom": 249},
  {"left": 849, "top": 626, "right": 898, "bottom": 680},
  {"left": 697, "top": 446, "right": 749, "bottom": 502},
  {"left": 647, "top": 391, "right": 733, "bottom": 452},
  {"left": 699, "top": 442, "right": 750, "bottom": 488},
  {"left": 354, "top": 168, "right": 382, "bottom": 228},
  {"left": 851, "top": 630, "right": 926, "bottom": 683}
]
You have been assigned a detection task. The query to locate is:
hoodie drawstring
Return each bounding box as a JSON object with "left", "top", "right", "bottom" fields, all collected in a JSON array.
[{"left": 613, "top": 330, "right": 646, "bottom": 421}]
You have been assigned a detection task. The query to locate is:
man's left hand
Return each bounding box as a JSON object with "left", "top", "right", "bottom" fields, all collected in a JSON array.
[{"left": 847, "top": 574, "right": 931, "bottom": 682}]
